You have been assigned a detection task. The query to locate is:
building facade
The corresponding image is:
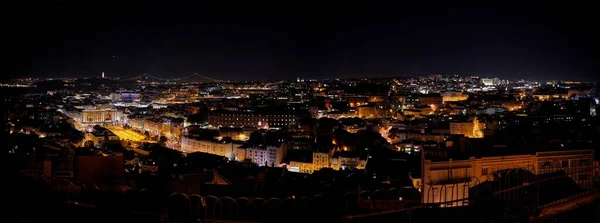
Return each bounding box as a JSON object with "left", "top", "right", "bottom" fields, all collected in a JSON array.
[
  {"left": 421, "top": 149, "right": 595, "bottom": 207},
  {"left": 209, "top": 112, "right": 300, "bottom": 128},
  {"left": 235, "top": 144, "right": 287, "bottom": 167},
  {"left": 330, "top": 151, "right": 367, "bottom": 171},
  {"left": 449, "top": 118, "right": 484, "bottom": 138},
  {"left": 63, "top": 105, "right": 123, "bottom": 127},
  {"left": 180, "top": 137, "right": 241, "bottom": 158}
]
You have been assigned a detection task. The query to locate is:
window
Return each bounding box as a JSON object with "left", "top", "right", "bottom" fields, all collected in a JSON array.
[
  {"left": 579, "top": 174, "right": 588, "bottom": 181},
  {"left": 541, "top": 162, "right": 552, "bottom": 169},
  {"left": 482, "top": 168, "right": 488, "bottom": 175},
  {"left": 561, "top": 160, "right": 569, "bottom": 168},
  {"left": 580, "top": 159, "right": 591, "bottom": 166}
]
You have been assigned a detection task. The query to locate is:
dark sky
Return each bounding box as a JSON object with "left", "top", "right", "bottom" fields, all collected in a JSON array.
[{"left": 5, "top": 0, "right": 598, "bottom": 81}]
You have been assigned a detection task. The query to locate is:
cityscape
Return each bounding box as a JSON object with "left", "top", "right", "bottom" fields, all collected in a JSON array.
[
  {"left": 4, "top": 73, "right": 599, "bottom": 222},
  {"left": 5, "top": 1, "right": 600, "bottom": 223}
]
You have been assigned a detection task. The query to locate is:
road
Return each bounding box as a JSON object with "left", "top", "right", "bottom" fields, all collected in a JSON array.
[{"left": 105, "top": 126, "right": 155, "bottom": 143}]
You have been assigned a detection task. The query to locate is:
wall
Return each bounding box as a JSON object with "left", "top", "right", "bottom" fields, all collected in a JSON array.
[
  {"left": 75, "top": 155, "right": 124, "bottom": 184},
  {"left": 421, "top": 149, "right": 595, "bottom": 207}
]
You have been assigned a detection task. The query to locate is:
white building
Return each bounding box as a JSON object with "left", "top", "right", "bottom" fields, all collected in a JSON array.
[
  {"left": 62, "top": 105, "right": 123, "bottom": 127},
  {"left": 481, "top": 78, "right": 502, "bottom": 86},
  {"left": 235, "top": 144, "right": 287, "bottom": 167},
  {"left": 180, "top": 137, "right": 241, "bottom": 158}
]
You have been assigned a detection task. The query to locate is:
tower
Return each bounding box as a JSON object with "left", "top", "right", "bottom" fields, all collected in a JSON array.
[{"left": 102, "top": 72, "right": 105, "bottom": 78}]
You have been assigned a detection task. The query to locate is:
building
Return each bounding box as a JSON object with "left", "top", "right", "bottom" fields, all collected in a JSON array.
[
  {"left": 402, "top": 106, "right": 434, "bottom": 119},
  {"left": 285, "top": 149, "right": 335, "bottom": 174},
  {"left": 127, "top": 116, "right": 183, "bottom": 139},
  {"left": 109, "top": 93, "right": 122, "bottom": 102},
  {"left": 208, "top": 111, "right": 301, "bottom": 128},
  {"left": 418, "top": 94, "right": 443, "bottom": 110},
  {"left": 63, "top": 105, "right": 123, "bottom": 127},
  {"left": 395, "top": 130, "right": 448, "bottom": 143},
  {"left": 421, "top": 149, "right": 595, "bottom": 207},
  {"left": 235, "top": 144, "right": 287, "bottom": 167},
  {"left": 180, "top": 137, "right": 242, "bottom": 158},
  {"left": 312, "top": 150, "right": 332, "bottom": 172},
  {"left": 219, "top": 127, "right": 255, "bottom": 141},
  {"left": 330, "top": 151, "right": 367, "bottom": 171},
  {"left": 442, "top": 92, "right": 469, "bottom": 103},
  {"left": 121, "top": 92, "right": 140, "bottom": 102},
  {"left": 357, "top": 106, "right": 387, "bottom": 118},
  {"left": 85, "top": 125, "right": 119, "bottom": 147},
  {"left": 288, "top": 160, "right": 313, "bottom": 173},
  {"left": 449, "top": 118, "right": 484, "bottom": 138},
  {"left": 481, "top": 78, "right": 502, "bottom": 86},
  {"left": 287, "top": 149, "right": 314, "bottom": 173},
  {"left": 346, "top": 96, "right": 369, "bottom": 107}
]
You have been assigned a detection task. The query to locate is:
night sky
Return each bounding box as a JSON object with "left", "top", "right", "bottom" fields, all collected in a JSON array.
[{"left": 5, "top": 1, "right": 598, "bottom": 81}]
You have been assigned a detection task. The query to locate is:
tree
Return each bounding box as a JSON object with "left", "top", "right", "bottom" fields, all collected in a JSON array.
[
  {"left": 158, "top": 136, "right": 168, "bottom": 145},
  {"left": 247, "top": 131, "right": 264, "bottom": 145}
]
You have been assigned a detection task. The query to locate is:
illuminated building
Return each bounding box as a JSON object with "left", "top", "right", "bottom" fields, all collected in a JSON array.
[
  {"left": 390, "top": 95, "right": 406, "bottom": 103},
  {"left": 208, "top": 111, "right": 301, "bottom": 128},
  {"left": 347, "top": 96, "right": 369, "bottom": 107},
  {"left": 532, "top": 93, "right": 569, "bottom": 101},
  {"left": 421, "top": 96, "right": 443, "bottom": 111},
  {"left": 567, "top": 88, "right": 592, "bottom": 98},
  {"left": 127, "top": 116, "right": 146, "bottom": 131},
  {"left": 287, "top": 149, "right": 333, "bottom": 174},
  {"left": 63, "top": 105, "right": 123, "bottom": 127},
  {"left": 121, "top": 92, "right": 140, "bottom": 102},
  {"left": 218, "top": 127, "right": 255, "bottom": 141},
  {"left": 323, "top": 111, "right": 358, "bottom": 119},
  {"left": 288, "top": 160, "right": 313, "bottom": 173},
  {"left": 442, "top": 92, "right": 469, "bottom": 102},
  {"left": 402, "top": 106, "right": 434, "bottom": 119},
  {"left": 474, "top": 106, "right": 507, "bottom": 115},
  {"left": 342, "top": 124, "right": 362, "bottom": 133},
  {"left": 109, "top": 93, "right": 121, "bottom": 102},
  {"left": 357, "top": 106, "right": 386, "bottom": 118},
  {"left": 395, "top": 131, "right": 447, "bottom": 143},
  {"left": 84, "top": 126, "right": 119, "bottom": 147},
  {"left": 287, "top": 150, "right": 312, "bottom": 173},
  {"left": 235, "top": 144, "right": 287, "bottom": 166},
  {"left": 481, "top": 78, "right": 501, "bottom": 86},
  {"left": 367, "top": 95, "right": 386, "bottom": 103},
  {"left": 288, "top": 128, "right": 312, "bottom": 139},
  {"left": 312, "top": 151, "right": 331, "bottom": 172},
  {"left": 421, "top": 149, "right": 594, "bottom": 207},
  {"left": 330, "top": 151, "right": 367, "bottom": 171},
  {"left": 127, "top": 116, "right": 183, "bottom": 139},
  {"left": 144, "top": 118, "right": 162, "bottom": 136},
  {"left": 180, "top": 136, "right": 241, "bottom": 158},
  {"left": 449, "top": 118, "right": 484, "bottom": 138}
]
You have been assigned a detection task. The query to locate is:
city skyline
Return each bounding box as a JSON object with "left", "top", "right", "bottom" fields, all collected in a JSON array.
[
  {"left": 6, "top": 72, "right": 594, "bottom": 84},
  {"left": 5, "top": 1, "right": 598, "bottom": 81}
]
